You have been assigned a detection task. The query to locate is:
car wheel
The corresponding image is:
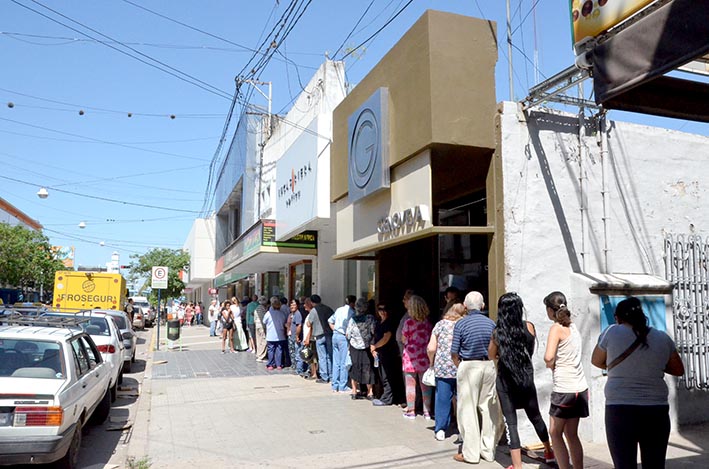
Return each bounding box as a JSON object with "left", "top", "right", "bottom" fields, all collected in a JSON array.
[
  {"left": 110, "top": 380, "right": 117, "bottom": 403},
  {"left": 56, "top": 421, "right": 82, "bottom": 469},
  {"left": 89, "top": 388, "right": 111, "bottom": 425},
  {"left": 124, "top": 360, "right": 131, "bottom": 373}
]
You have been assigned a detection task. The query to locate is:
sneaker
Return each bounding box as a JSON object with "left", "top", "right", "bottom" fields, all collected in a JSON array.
[
  {"left": 266, "top": 366, "right": 274, "bottom": 371},
  {"left": 315, "top": 378, "right": 327, "bottom": 384},
  {"left": 221, "top": 350, "right": 225, "bottom": 354},
  {"left": 372, "top": 399, "right": 388, "bottom": 406},
  {"left": 276, "top": 366, "right": 283, "bottom": 370},
  {"left": 403, "top": 411, "right": 416, "bottom": 420},
  {"left": 340, "top": 387, "right": 353, "bottom": 393},
  {"left": 250, "top": 349, "right": 256, "bottom": 354},
  {"left": 435, "top": 430, "right": 446, "bottom": 441},
  {"left": 423, "top": 412, "right": 432, "bottom": 420},
  {"left": 246, "top": 348, "right": 253, "bottom": 353},
  {"left": 544, "top": 449, "right": 555, "bottom": 464}
]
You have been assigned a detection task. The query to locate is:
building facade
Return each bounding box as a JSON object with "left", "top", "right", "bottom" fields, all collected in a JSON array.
[
  {"left": 213, "top": 60, "right": 349, "bottom": 306},
  {"left": 331, "top": 9, "right": 709, "bottom": 442}
]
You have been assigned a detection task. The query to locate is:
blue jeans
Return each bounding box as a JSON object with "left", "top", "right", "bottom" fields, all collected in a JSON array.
[
  {"left": 331, "top": 332, "right": 349, "bottom": 391},
  {"left": 295, "top": 341, "right": 309, "bottom": 374},
  {"left": 315, "top": 335, "right": 333, "bottom": 381},
  {"left": 209, "top": 320, "right": 216, "bottom": 336},
  {"left": 435, "top": 377, "right": 457, "bottom": 433}
]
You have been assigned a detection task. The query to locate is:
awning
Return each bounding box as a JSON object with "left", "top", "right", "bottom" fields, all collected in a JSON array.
[{"left": 591, "top": 0, "right": 709, "bottom": 122}]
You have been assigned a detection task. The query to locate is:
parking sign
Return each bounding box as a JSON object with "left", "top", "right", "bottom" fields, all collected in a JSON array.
[{"left": 152, "top": 266, "right": 168, "bottom": 289}]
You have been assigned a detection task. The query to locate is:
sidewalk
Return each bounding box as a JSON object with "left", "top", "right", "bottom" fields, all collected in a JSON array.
[{"left": 127, "top": 324, "right": 709, "bottom": 468}]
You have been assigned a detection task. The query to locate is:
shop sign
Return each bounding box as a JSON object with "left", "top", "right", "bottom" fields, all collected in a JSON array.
[
  {"left": 208, "top": 288, "right": 218, "bottom": 295},
  {"left": 570, "top": 0, "right": 656, "bottom": 46},
  {"left": 275, "top": 118, "right": 319, "bottom": 240},
  {"left": 348, "top": 88, "right": 390, "bottom": 203},
  {"left": 243, "top": 226, "right": 262, "bottom": 257},
  {"left": 224, "top": 242, "right": 244, "bottom": 269},
  {"left": 263, "top": 219, "right": 317, "bottom": 249},
  {"left": 377, "top": 205, "right": 429, "bottom": 237}
]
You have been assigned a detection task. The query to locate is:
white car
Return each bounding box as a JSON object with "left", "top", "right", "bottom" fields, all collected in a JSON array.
[
  {"left": 0, "top": 316, "right": 112, "bottom": 468},
  {"left": 44, "top": 312, "right": 125, "bottom": 402},
  {"left": 99, "top": 310, "right": 137, "bottom": 372}
]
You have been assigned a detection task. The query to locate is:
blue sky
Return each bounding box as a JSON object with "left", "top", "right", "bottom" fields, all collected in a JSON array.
[{"left": 2, "top": 0, "right": 707, "bottom": 268}]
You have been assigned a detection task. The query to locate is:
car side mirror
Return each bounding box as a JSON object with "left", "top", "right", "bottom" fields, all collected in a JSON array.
[{"left": 121, "top": 332, "right": 132, "bottom": 340}]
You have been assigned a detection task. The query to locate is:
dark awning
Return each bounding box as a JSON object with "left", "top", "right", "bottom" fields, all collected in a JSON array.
[{"left": 591, "top": 0, "right": 709, "bottom": 122}]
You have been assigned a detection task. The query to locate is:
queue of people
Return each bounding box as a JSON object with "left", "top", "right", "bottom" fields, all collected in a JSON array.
[{"left": 198, "top": 288, "right": 684, "bottom": 469}]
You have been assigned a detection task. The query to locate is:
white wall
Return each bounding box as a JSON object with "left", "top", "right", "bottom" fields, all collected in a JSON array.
[
  {"left": 500, "top": 101, "right": 709, "bottom": 442},
  {"left": 183, "top": 217, "right": 216, "bottom": 282}
]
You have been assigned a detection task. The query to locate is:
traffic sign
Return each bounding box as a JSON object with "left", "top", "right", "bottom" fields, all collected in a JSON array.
[{"left": 152, "top": 266, "right": 168, "bottom": 289}]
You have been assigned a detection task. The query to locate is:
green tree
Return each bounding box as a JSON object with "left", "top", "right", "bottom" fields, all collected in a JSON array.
[
  {"left": 0, "top": 223, "right": 64, "bottom": 296},
  {"left": 127, "top": 248, "right": 190, "bottom": 302}
]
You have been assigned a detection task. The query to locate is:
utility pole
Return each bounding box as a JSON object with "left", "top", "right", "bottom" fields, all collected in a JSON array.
[
  {"left": 238, "top": 79, "right": 272, "bottom": 219},
  {"left": 506, "top": 0, "right": 514, "bottom": 101}
]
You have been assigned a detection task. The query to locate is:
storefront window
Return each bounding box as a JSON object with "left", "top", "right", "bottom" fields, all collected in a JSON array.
[
  {"left": 290, "top": 261, "right": 312, "bottom": 300},
  {"left": 438, "top": 234, "right": 489, "bottom": 311}
]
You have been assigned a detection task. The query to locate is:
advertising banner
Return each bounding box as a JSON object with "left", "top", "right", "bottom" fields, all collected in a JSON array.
[
  {"left": 570, "top": 0, "right": 656, "bottom": 45},
  {"left": 275, "top": 117, "right": 319, "bottom": 240}
]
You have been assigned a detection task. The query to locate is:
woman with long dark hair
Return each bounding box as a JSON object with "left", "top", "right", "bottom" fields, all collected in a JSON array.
[
  {"left": 370, "top": 303, "right": 405, "bottom": 406},
  {"left": 488, "top": 293, "right": 553, "bottom": 469},
  {"left": 592, "top": 297, "right": 684, "bottom": 469},
  {"left": 543, "top": 292, "right": 588, "bottom": 469}
]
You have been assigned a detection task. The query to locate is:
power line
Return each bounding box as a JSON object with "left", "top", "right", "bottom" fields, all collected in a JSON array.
[
  {"left": 333, "top": 0, "right": 376, "bottom": 59},
  {"left": 9, "top": 0, "right": 232, "bottom": 100},
  {"left": 1, "top": 86, "right": 225, "bottom": 118},
  {"left": 511, "top": 0, "right": 544, "bottom": 36},
  {"left": 0, "top": 174, "right": 202, "bottom": 213},
  {"left": 0, "top": 31, "right": 324, "bottom": 58},
  {"left": 342, "top": 0, "right": 414, "bottom": 60},
  {"left": 0, "top": 116, "right": 210, "bottom": 162}
]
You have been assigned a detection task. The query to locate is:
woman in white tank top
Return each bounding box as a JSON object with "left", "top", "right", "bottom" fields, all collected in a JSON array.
[{"left": 543, "top": 292, "right": 589, "bottom": 469}]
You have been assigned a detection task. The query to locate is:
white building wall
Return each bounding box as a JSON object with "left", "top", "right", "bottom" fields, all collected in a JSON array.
[
  {"left": 183, "top": 217, "right": 216, "bottom": 307},
  {"left": 499, "top": 101, "right": 709, "bottom": 442}
]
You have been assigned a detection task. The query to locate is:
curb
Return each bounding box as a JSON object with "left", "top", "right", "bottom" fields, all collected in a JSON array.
[{"left": 125, "top": 325, "right": 156, "bottom": 465}]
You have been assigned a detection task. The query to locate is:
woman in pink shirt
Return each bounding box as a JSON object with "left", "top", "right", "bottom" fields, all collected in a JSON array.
[{"left": 401, "top": 295, "right": 433, "bottom": 420}]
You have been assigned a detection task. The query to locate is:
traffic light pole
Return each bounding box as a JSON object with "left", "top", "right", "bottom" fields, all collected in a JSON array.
[{"left": 156, "top": 289, "right": 161, "bottom": 351}]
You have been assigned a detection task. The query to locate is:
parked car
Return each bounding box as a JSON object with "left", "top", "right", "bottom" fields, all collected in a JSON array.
[
  {"left": 99, "top": 309, "right": 136, "bottom": 372},
  {"left": 43, "top": 312, "right": 124, "bottom": 401},
  {"left": 129, "top": 297, "right": 150, "bottom": 329},
  {"left": 0, "top": 315, "right": 112, "bottom": 468}
]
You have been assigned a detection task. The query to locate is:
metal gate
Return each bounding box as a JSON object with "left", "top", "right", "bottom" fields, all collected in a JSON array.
[{"left": 664, "top": 234, "right": 709, "bottom": 390}]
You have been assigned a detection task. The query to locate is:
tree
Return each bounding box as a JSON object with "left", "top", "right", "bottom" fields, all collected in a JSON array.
[
  {"left": 127, "top": 248, "right": 190, "bottom": 302},
  {"left": 0, "top": 223, "right": 64, "bottom": 296}
]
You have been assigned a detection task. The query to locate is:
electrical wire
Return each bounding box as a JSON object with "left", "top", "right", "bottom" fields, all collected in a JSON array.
[
  {"left": 1, "top": 86, "right": 225, "bottom": 118},
  {"left": 511, "top": 0, "right": 544, "bottom": 36},
  {"left": 333, "top": 0, "right": 376, "bottom": 59},
  {"left": 9, "top": 0, "right": 233, "bottom": 101},
  {"left": 0, "top": 174, "right": 202, "bottom": 213},
  {"left": 341, "top": 0, "right": 414, "bottom": 60},
  {"left": 0, "top": 116, "right": 210, "bottom": 162}
]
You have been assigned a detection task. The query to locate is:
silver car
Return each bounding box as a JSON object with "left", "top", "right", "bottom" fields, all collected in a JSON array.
[{"left": 99, "top": 310, "right": 137, "bottom": 372}]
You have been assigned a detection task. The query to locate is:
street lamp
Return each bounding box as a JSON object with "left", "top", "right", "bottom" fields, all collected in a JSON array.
[{"left": 37, "top": 187, "right": 49, "bottom": 199}]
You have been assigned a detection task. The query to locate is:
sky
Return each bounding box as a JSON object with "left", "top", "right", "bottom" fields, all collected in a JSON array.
[{"left": 2, "top": 0, "right": 707, "bottom": 269}]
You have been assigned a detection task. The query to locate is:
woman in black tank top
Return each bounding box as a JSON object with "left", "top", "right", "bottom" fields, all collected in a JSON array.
[{"left": 488, "top": 293, "right": 553, "bottom": 469}]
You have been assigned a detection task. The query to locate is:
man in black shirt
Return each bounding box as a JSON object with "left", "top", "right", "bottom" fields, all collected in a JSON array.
[{"left": 309, "top": 294, "right": 334, "bottom": 383}]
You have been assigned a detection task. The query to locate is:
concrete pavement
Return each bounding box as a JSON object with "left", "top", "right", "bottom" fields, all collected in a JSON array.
[{"left": 125, "top": 323, "right": 709, "bottom": 469}]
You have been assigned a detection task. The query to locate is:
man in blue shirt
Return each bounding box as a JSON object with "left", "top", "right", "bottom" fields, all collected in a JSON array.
[
  {"left": 450, "top": 291, "right": 500, "bottom": 464},
  {"left": 329, "top": 295, "right": 356, "bottom": 393}
]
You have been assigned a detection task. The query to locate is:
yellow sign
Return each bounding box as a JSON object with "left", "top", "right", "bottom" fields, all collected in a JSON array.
[{"left": 570, "top": 0, "right": 656, "bottom": 45}]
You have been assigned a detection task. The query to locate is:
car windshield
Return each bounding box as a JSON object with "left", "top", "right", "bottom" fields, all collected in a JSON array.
[
  {"left": 135, "top": 302, "right": 150, "bottom": 309},
  {"left": 0, "top": 339, "right": 63, "bottom": 378}
]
